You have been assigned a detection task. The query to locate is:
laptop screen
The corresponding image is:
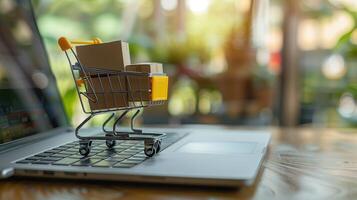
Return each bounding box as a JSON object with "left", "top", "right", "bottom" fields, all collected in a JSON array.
[{"left": 0, "top": 0, "right": 68, "bottom": 145}]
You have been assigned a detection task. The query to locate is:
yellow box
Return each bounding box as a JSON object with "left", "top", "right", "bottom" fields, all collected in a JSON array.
[{"left": 151, "top": 76, "right": 168, "bottom": 101}]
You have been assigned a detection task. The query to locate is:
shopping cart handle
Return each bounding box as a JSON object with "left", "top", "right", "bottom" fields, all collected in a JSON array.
[
  {"left": 72, "top": 38, "right": 102, "bottom": 45},
  {"left": 58, "top": 37, "right": 102, "bottom": 51},
  {"left": 58, "top": 37, "right": 72, "bottom": 51}
]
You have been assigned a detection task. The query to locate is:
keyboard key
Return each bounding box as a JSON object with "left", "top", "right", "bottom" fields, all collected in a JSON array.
[
  {"left": 121, "top": 153, "right": 138, "bottom": 157},
  {"left": 63, "top": 143, "right": 75, "bottom": 147},
  {"left": 134, "top": 148, "right": 145, "bottom": 151},
  {"left": 65, "top": 148, "right": 79, "bottom": 152},
  {"left": 93, "top": 160, "right": 112, "bottom": 167},
  {"left": 119, "top": 144, "right": 135, "bottom": 148},
  {"left": 51, "top": 154, "right": 67, "bottom": 158},
  {"left": 53, "top": 158, "right": 79, "bottom": 165},
  {"left": 119, "top": 151, "right": 138, "bottom": 156},
  {"left": 29, "top": 156, "right": 51, "bottom": 161},
  {"left": 107, "top": 157, "right": 125, "bottom": 162},
  {"left": 130, "top": 146, "right": 143, "bottom": 151},
  {"left": 93, "top": 159, "right": 118, "bottom": 167},
  {"left": 96, "top": 151, "right": 117, "bottom": 157},
  {"left": 114, "top": 145, "right": 127, "bottom": 149},
  {"left": 119, "top": 151, "right": 136, "bottom": 156},
  {"left": 135, "top": 152, "right": 146, "bottom": 157},
  {"left": 113, "top": 149, "right": 126, "bottom": 154},
  {"left": 41, "top": 157, "right": 62, "bottom": 162},
  {"left": 92, "top": 146, "right": 106, "bottom": 150},
  {"left": 90, "top": 149, "right": 104, "bottom": 153},
  {"left": 44, "top": 149, "right": 61, "bottom": 154},
  {"left": 52, "top": 147, "right": 67, "bottom": 151},
  {"left": 112, "top": 154, "right": 132, "bottom": 159},
  {"left": 58, "top": 151, "right": 75, "bottom": 155},
  {"left": 88, "top": 154, "right": 108, "bottom": 160},
  {"left": 86, "top": 151, "right": 99, "bottom": 157},
  {"left": 68, "top": 154, "right": 86, "bottom": 159},
  {"left": 72, "top": 158, "right": 101, "bottom": 166},
  {"left": 36, "top": 152, "right": 54, "bottom": 157},
  {"left": 32, "top": 160, "right": 53, "bottom": 165},
  {"left": 131, "top": 155, "right": 146, "bottom": 160},
  {"left": 127, "top": 157, "right": 146, "bottom": 162},
  {"left": 121, "top": 160, "right": 141, "bottom": 165}
]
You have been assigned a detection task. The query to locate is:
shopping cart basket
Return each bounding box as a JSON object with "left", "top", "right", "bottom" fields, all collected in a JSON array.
[{"left": 58, "top": 37, "right": 168, "bottom": 157}]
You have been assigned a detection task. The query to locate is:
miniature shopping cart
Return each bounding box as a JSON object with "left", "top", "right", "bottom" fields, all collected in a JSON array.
[{"left": 58, "top": 37, "right": 168, "bottom": 157}]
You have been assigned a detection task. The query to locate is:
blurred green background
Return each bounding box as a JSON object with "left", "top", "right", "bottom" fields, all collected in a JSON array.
[{"left": 31, "top": 0, "right": 357, "bottom": 128}]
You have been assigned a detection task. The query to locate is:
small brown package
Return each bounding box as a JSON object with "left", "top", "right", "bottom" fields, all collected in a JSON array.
[
  {"left": 76, "top": 40, "right": 131, "bottom": 71},
  {"left": 125, "top": 63, "right": 163, "bottom": 73},
  {"left": 85, "top": 74, "right": 128, "bottom": 111},
  {"left": 127, "top": 74, "right": 151, "bottom": 102},
  {"left": 125, "top": 63, "right": 164, "bottom": 102}
]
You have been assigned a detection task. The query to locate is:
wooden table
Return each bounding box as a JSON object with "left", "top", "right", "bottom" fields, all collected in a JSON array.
[{"left": 1, "top": 127, "right": 357, "bottom": 200}]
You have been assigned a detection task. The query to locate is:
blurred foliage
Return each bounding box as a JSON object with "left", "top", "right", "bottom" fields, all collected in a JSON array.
[
  {"left": 300, "top": 0, "right": 357, "bottom": 127},
  {"left": 334, "top": 4, "right": 357, "bottom": 59},
  {"left": 31, "top": 0, "right": 261, "bottom": 125}
]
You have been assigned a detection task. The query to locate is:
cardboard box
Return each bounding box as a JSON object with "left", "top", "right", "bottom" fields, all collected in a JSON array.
[
  {"left": 85, "top": 74, "right": 128, "bottom": 111},
  {"left": 125, "top": 62, "right": 165, "bottom": 102},
  {"left": 126, "top": 74, "right": 151, "bottom": 102},
  {"left": 126, "top": 74, "right": 169, "bottom": 102},
  {"left": 76, "top": 40, "right": 131, "bottom": 71},
  {"left": 125, "top": 63, "right": 163, "bottom": 73}
]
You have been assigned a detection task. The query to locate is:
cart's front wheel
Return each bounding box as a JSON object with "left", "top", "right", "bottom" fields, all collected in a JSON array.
[
  {"left": 79, "top": 147, "right": 89, "bottom": 156},
  {"left": 155, "top": 140, "right": 161, "bottom": 153},
  {"left": 144, "top": 139, "right": 161, "bottom": 157},
  {"left": 106, "top": 140, "right": 116, "bottom": 148},
  {"left": 79, "top": 141, "right": 91, "bottom": 156},
  {"left": 144, "top": 147, "right": 156, "bottom": 157}
]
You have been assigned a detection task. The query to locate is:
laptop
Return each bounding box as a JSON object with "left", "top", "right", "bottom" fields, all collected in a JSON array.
[{"left": 0, "top": 0, "right": 270, "bottom": 187}]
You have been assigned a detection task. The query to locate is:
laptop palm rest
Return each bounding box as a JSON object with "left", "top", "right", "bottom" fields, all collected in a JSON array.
[{"left": 176, "top": 142, "right": 257, "bottom": 155}]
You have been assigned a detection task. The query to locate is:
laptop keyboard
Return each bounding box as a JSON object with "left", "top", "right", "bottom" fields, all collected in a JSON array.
[{"left": 15, "top": 132, "right": 184, "bottom": 168}]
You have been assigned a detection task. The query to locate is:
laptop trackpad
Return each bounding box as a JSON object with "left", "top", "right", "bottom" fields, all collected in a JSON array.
[{"left": 176, "top": 142, "right": 257, "bottom": 155}]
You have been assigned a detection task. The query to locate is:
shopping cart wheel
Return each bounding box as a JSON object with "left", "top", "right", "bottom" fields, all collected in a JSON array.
[
  {"left": 144, "top": 139, "right": 155, "bottom": 157},
  {"left": 154, "top": 140, "right": 161, "bottom": 153},
  {"left": 144, "top": 147, "right": 156, "bottom": 157},
  {"left": 79, "top": 141, "right": 91, "bottom": 156},
  {"left": 106, "top": 140, "right": 116, "bottom": 148},
  {"left": 144, "top": 139, "right": 161, "bottom": 157}
]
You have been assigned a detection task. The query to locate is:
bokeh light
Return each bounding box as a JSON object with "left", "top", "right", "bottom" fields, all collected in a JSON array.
[
  {"left": 161, "top": 0, "right": 177, "bottom": 11},
  {"left": 186, "top": 0, "right": 211, "bottom": 14},
  {"left": 338, "top": 93, "right": 357, "bottom": 118},
  {"left": 321, "top": 54, "right": 346, "bottom": 80}
]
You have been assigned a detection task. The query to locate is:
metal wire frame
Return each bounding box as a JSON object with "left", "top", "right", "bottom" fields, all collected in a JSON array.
[
  {"left": 64, "top": 48, "right": 165, "bottom": 115},
  {"left": 62, "top": 47, "right": 166, "bottom": 143},
  {"left": 74, "top": 110, "right": 164, "bottom": 143}
]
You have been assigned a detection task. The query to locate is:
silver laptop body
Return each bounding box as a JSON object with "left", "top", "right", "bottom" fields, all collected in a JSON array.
[{"left": 1, "top": 126, "right": 270, "bottom": 187}]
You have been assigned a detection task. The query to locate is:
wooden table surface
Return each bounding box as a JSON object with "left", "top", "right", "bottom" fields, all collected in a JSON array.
[{"left": 1, "top": 127, "right": 357, "bottom": 200}]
